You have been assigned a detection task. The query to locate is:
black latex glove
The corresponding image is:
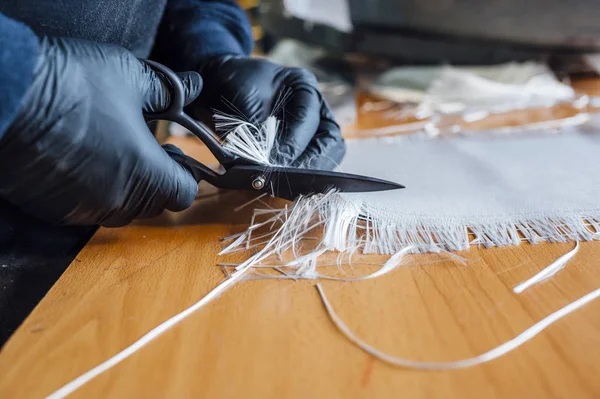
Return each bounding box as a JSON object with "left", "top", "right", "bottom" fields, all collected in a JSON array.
[
  {"left": 0, "top": 37, "right": 203, "bottom": 227},
  {"left": 194, "top": 56, "right": 346, "bottom": 170}
]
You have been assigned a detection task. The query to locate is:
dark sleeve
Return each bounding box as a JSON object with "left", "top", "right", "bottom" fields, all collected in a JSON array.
[
  {"left": 151, "top": 0, "right": 253, "bottom": 71},
  {"left": 0, "top": 13, "right": 39, "bottom": 140}
]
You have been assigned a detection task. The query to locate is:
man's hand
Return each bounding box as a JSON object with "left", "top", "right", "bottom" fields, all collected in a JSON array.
[
  {"left": 0, "top": 37, "right": 203, "bottom": 227},
  {"left": 194, "top": 56, "right": 346, "bottom": 170}
]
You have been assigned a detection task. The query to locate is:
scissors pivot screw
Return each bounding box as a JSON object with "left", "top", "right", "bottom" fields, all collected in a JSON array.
[{"left": 252, "top": 175, "right": 266, "bottom": 190}]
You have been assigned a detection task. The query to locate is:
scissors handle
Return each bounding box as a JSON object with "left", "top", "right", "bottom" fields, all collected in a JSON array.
[
  {"left": 142, "top": 59, "right": 235, "bottom": 166},
  {"left": 162, "top": 144, "right": 220, "bottom": 185}
]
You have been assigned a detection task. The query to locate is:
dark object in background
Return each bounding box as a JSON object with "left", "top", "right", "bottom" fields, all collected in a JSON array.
[
  {"left": 350, "top": 0, "right": 600, "bottom": 49},
  {"left": 259, "top": 0, "right": 600, "bottom": 64}
]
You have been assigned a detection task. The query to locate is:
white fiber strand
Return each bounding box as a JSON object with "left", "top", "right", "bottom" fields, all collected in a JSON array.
[
  {"left": 215, "top": 113, "right": 279, "bottom": 165},
  {"left": 316, "top": 284, "right": 600, "bottom": 370},
  {"left": 44, "top": 226, "right": 293, "bottom": 399},
  {"left": 233, "top": 193, "right": 268, "bottom": 212},
  {"left": 326, "top": 245, "right": 418, "bottom": 281},
  {"left": 45, "top": 270, "right": 245, "bottom": 399},
  {"left": 513, "top": 241, "right": 580, "bottom": 294}
]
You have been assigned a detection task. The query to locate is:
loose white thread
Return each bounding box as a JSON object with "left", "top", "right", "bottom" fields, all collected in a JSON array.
[
  {"left": 44, "top": 200, "right": 302, "bottom": 399},
  {"left": 44, "top": 271, "right": 243, "bottom": 399},
  {"left": 216, "top": 113, "right": 280, "bottom": 165},
  {"left": 316, "top": 283, "right": 600, "bottom": 370},
  {"left": 259, "top": 245, "right": 465, "bottom": 281},
  {"left": 215, "top": 89, "right": 293, "bottom": 166},
  {"left": 513, "top": 241, "right": 580, "bottom": 294}
]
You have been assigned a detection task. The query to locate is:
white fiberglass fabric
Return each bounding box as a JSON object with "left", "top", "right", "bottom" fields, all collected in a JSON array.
[{"left": 332, "top": 115, "right": 600, "bottom": 252}]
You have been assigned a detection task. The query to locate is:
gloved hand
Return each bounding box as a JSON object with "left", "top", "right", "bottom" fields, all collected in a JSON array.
[
  {"left": 193, "top": 56, "right": 346, "bottom": 170},
  {"left": 0, "top": 37, "right": 203, "bottom": 227}
]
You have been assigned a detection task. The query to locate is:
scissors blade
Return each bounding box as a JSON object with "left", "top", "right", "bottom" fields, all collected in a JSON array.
[{"left": 215, "top": 165, "right": 404, "bottom": 201}]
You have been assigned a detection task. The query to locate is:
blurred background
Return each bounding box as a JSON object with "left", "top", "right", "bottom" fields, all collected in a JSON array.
[
  {"left": 224, "top": 0, "right": 600, "bottom": 137},
  {"left": 250, "top": 0, "right": 600, "bottom": 65}
]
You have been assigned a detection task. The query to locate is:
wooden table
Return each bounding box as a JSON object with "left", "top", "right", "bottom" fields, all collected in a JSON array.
[{"left": 2, "top": 82, "right": 600, "bottom": 399}]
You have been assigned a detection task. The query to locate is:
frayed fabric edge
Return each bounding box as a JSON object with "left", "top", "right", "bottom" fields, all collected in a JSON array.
[{"left": 228, "top": 191, "right": 600, "bottom": 258}]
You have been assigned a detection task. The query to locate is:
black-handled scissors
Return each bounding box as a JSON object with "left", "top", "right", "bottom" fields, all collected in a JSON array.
[{"left": 143, "top": 60, "right": 404, "bottom": 201}]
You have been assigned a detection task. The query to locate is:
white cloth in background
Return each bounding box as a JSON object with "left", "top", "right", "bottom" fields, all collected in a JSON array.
[{"left": 369, "top": 63, "right": 575, "bottom": 116}]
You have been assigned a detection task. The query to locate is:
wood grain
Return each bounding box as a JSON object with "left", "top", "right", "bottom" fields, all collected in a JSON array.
[{"left": 2, "top": 81, "right": 600, "bottom": 399}]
